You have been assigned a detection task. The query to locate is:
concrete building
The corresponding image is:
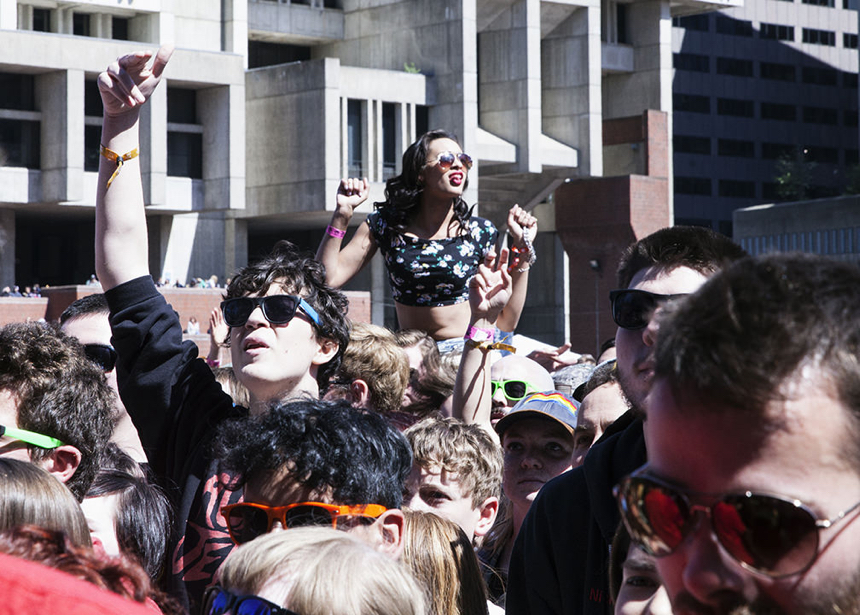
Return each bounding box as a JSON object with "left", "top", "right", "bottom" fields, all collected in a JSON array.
[
  {"left": 734, "top": 194, "right": 860, "bottom": 263},
  {"left": 672, "top": 0, "right": 859, "bottom": 235},
  {"left": 1, "top": 0, "right": 728, "bottom": 353}
]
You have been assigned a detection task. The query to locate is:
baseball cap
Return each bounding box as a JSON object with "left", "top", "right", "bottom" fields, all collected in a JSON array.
[{"left": 494, "top": 391, "right": 579, "bottom": 437}]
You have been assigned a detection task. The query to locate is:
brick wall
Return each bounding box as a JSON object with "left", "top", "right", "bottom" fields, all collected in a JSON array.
[
  {"left": 554, "top": 110, "right": 671, "bottom": 355},
  {"left": 0, "top": 285, "right": 371, "bottom": 362}
]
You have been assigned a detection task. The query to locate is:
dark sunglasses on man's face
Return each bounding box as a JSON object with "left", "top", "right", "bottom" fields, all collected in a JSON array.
[
  {"left": 614, "top": 469, "right": 860, "bottom": 578},
  {"left": 220, "top": 295, "right": 321, "bottom": 329},
  {"left": 428, "top": 151, "right": 473, "bottom": 171},
  {"left": 202, "top": 585, "right": 299, "bottom": 615},
  {"left": 83, "top": 343, "right": 118, "bottom": 372},
  {"left": 608, "top": 289, "right": 686, "bottom": 330}
]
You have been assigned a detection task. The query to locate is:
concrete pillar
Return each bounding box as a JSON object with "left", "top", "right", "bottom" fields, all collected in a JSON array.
[
  {"left": 0, "top": 209, "right": 15, "bottom": 290},
  {"left": 37, "top": 69, "right": 84, "bottom": 203},
  {"left": 140, "top": 82, "right": 167, "bottom": 206},
  {"left": 224, "top": 216, "right": 248, "bottom": 278},
  {"left": 12, "top": 2, "right": 29, "bottom": 30},
  {"left": 370, "top": 252, "right": 385, "bottom": 326},
  {"left": 199, "top": 83, "right": 245, "bottom": 212},
  {"left": 223, "top": 0, "right": 249, "bottom": 67},
  {"left": 541, "top": 3, "right": 603, "bottom": 178},
  {"left": 478, "top": 0, "right": 542, "bottom": 174}
]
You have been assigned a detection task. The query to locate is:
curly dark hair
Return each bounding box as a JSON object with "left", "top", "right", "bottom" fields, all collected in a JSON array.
[
  {"left": 0, "top": 322, "right": 114, "bottom": 501},
  {"left": 214, "top": 398, "right": 412, "bottom": 509},
  {"left": 225, "top": 240, "right": 351, "bottom": 389},
  {"left": 374, "top": 129, "right": 474, "bottom": 234},
  {"left": 616, "top": 226, "right": 748, "bottom": 289}
]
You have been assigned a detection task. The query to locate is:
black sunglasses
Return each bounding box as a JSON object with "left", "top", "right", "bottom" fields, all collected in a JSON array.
[
  {"left": 608, "top": 289, "right": 686, "bottom": 330},
  {"left": 615, "top": 469, "right": 860, "bottom": 578},
  {"left": 83, "top": 343, "right": 118, "bottom": 372},
  {"left": 428, "top": 151, "right": 473, "bottom": 171},
  {"left": 201, "top": 586, "right": 299, "bottom": 615},
  {"left": 220, "top": 295, "right": 321, "bottom": 329}
]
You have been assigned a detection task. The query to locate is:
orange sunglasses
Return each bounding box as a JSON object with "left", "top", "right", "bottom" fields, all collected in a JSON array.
[{"left": 221, "top": 501, "right": 388, "bottom": 545}]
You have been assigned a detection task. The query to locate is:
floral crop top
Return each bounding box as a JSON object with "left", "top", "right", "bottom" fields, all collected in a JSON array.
[{"left": 366, "top": 212, "right": 498, "bottom": 307}]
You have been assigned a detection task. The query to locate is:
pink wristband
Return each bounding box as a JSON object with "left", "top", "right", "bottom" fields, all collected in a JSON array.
[{"left": 326, "top": 225, "right": 346, "bottom": 239}]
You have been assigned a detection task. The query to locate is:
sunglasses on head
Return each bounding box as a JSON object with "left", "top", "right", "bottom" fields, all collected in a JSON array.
[
  {"left": 221, "top": 501, "right": 388, "bottom": 545},
  {"left": 428, "top": 151, "right": 473, "bottom": 171},
  {"left": 202, "top": 586, "right": 298, "bottom": 615},
  {"left": 220, "top": 295, "right": 321, "bottom": 329},
  {"left": 0, "top": 424, "right": 63, "bottom": 449},
  {"left": 615, "top": 469, "right": 860, "bottom": 578},
  {"left": 491, "top": 379, "right": 538, "bottom": 402},
  {"left": 83, "top": 343, "right": 118, "bottom": 372},
  {"left": 608, "top": 289, "right": 686, "bottom": 330}
]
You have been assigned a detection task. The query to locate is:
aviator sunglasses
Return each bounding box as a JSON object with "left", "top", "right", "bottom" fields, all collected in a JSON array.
[
  {"left": 220, "top": 501, "right": 388, "bottom": 545},
  {"left": 220, "top": 295, "right": 321, "bottom": 329},
  {"left": 202, "top": 585, "right": 298, "bottom": 615},
  {"left": 427, "top": 151, "right": 473, "bottom": 171},
  {"left": 608, "top": 289, "right": 686, "bottom": 330},
  {"left": 491, "top": 379, "right": 539, "bottom": 402},
  {"left": 614, "top": 469, "right": 860, "bottom": 578},
  {"left": 83, "top": 343, "right": 118, "bottom": 372}
]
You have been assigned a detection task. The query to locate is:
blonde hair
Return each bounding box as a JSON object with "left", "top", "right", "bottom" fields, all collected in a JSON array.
[
  {"left": 218, "top": 527, "right": 426, "bottom": 615},
  {"left": 402, "top": 510, "right": 489, "bottom": 615},
  {"left": 0, "top": 458, "right": 91, "bottom": 548},
  {"left": 405, "top": 417, "right": 502, "bottom": 508},
  {"left": 335, "top": 323, "right": 409, "bottom": 414},
  {"left": 212, "top": 365, "right": 250, "bottom": 408}
]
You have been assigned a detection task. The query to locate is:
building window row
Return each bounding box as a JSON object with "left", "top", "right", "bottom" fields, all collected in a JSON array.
[
  {"left": 740, "top": 230, "right": 860, "bottom": 258},
  {"left": 715, "top": 16, "right": 753, "bottom": 37},
  {"left": 672, "top": 14, "right": 710, "bottom": 31},
  {"left": 760, "top": 23, "right": 795, "bottom": 40},
  {"left": 802, "top": 66, "right": 839, "bottom": 86},
  {"left": 716, "top": 57, "right": 754, "bottom": 77},
  {"left": 802, "top": 28, "right": 836, "bottom": 45},
  {"left": 678, "top": 141, "right": 854, "bottom": 164},
  {"left": 673, "top": 53, "right": 710, "bottom": 72},
  {"left": 845, "top": 33, "right": 859, "bottom": 48},
  {"left": 802, "top": 0, "right": 836, "bottom": 6}
]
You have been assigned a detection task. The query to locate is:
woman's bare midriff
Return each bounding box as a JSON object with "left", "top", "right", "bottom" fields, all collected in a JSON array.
[{"left": 395, "top": 301, "right": 472, "bottom": 341}]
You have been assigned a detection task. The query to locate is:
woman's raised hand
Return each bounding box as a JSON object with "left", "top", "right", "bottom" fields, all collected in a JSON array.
[
  {"left": 507, "top": 204, "right": 538, "bottom": 248},
  {"left": 335, "top": 177, "right": 369, "bottom": 219},
  {"left": 469, "top": 249, "right": 512, "bottom": 323},
  {"left": 98, "top": 45, "right": 174, "bottom": 117}
]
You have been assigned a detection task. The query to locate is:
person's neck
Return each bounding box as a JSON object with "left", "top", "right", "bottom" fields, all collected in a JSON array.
[
  {"left": 248, "top": 376, "right": 319, "bottom": 416},
  {"left": 410, "top": 195, "right": 457, "bottom": 238}
]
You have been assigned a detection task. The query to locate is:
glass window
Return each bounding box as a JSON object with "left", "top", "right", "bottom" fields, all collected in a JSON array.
[
  {"left": 760, "top": 62, "right": 795, "bottom": 81},
  {"left": 761, "top": 102, "right": 797, "bottom": 121},
  {"left": 673, "top": 53, "right": 710, "bottom": 72},
  {"left": 382, "top": 102, "right": 396, "bottom": 180},
  {"left": 674, "top": 135, "right": 711, "bottom": 155},
  {"left": 347, "top": 99, "right": 363, "bottom": 177},
  {"left": 674, "top": 93, "right": 711, "bottom": 113},
  {"left": 675, "top": 176, "right": 712, "bottom": 196},
  {"left": 717, "top": 139, "right": 755, "bottom": 158},
  {"left": 167, "top": 132, "right": 203, "bottom": 179},
  {"left": 0, "top": 119, "right": 40, "bottom": 169},
  {"left": 716, "top": 57, "right": 754, "bottom": 77},
  {"left": 717, "top": 98, "right": 755, "bottom": 117},
  {"left": 718, "top": 180, "right": 756, "bottom": 198}
]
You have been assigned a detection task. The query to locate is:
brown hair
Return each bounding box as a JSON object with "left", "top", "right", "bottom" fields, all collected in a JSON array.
[{"left": 402, "top": 510, "right": 489, "bottom": 615}]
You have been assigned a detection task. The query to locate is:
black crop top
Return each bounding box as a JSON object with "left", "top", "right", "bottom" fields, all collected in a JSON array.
[{"left": 366, "top": 212, "right": 498, "bottom": 307}]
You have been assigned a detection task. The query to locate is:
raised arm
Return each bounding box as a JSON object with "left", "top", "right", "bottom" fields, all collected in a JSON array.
[
  {"left": 95, "top": 46, "right": 173, "bottom": 291},
  {"left": 497, "top": 204, "right": 538, "bottom": 334},
  {"left": 316, "top": 177, "right": 378, "bottom": 287},
  {"left": 452, "top": 251, "right": 512, "bottom": 443}
]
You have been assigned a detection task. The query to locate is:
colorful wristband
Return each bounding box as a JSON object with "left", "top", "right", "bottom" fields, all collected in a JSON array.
[
  {"left": 326, "top": 225, "right": 346, "bottom": 239},
  {"left": 464, "top": 326, "right": 494, "bottom": 344}
]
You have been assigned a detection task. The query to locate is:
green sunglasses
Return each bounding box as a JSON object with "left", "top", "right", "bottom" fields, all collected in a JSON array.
[{"left": 0, "top": 425, "right": 64, "bottom": 449}]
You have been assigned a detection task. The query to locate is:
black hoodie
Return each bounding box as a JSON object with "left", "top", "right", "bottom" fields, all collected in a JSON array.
[{"left": 505, "top": 410, "right": 646, "bottom": 615}]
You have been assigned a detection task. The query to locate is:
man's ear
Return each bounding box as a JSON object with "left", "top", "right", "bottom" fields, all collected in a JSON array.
[
  {"left": 373, "top": 509, "right": 405, "bottom": 560},
  {"left": 312, "top": 338, "right": 339, "bottom": 367},
  {"left": 350, "top": 379, "right": 371, "bottom": 409},
  {"left": 39, "top": 445, "right": 82, "bottom": 485},
  {"left": 473, "top": 496, "right": 500, "bottom": 539}
]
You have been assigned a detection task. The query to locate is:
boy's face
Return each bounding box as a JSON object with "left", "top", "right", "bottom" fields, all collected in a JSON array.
[
  {"left": 403, "top": 463, "right": 486, "bottom": 541},
  {"left": 229, "top": 282, "right": 332, "bottom": 404}
]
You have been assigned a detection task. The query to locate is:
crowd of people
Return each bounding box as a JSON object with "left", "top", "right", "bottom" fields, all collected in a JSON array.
[{"left": 0, "top": 44, "right": 858, "bottom": 615}]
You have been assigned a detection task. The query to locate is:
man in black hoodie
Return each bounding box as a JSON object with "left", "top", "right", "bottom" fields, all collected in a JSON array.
[{"left": 505, "top": 226, "right": 747, "bottom": 615}]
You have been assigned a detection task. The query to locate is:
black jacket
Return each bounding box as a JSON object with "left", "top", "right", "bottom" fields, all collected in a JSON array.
[
  {"left": 106, "top": 276, "right": 245, "bottom": 611},
  {"left": 505, "top": 410, "right": 646, "bottom": 615}
]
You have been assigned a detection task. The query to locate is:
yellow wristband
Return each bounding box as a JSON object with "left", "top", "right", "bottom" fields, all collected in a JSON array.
[{"left": 100, "top": 144, "right": 139, "bottom": 189}]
